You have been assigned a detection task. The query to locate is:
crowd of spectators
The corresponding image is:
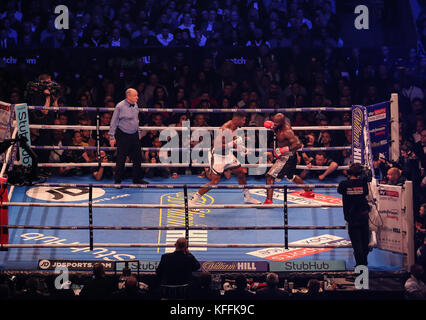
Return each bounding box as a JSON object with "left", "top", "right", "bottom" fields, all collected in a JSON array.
[
  {"left": 417, "top": 0, "right": 426, "bottom": 51},
  {"left": 1, "top": 262, "right": 422, "bottom": 300},
  {"left": 0, "top": 0, "right": 342, "bottom": 49},
  {"left": 0, "top": 0, "right": 425, "bottom": 297},
  {"left": 5, "top": 44, "right": 423, "bottom": 209}
]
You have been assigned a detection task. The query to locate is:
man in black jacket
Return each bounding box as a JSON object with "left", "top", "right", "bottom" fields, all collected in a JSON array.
[
  {"left": 255, "top": 273, "right": 289, "bottom": 300},
  {"left": 156, "top": 238, "right": 200, "bottom": 285},
  {"left": 79, "top": 263, "right": 115, "bottom": 300},
  {"left": 337, "top": 163, "right": 371, "bottom": 267}
]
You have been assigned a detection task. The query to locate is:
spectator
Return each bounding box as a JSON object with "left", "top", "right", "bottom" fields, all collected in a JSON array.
[
  {"left": 156, "top": 24, "right": 174, "bottom": 47},
  {"left": 177, "top": 12, "right": 196, "bottom": 38},
  {"left": 79, "top": 263, "right": 115, "bottom": 300},
  {"left": 109, "top": 27, "right": 130, "bottom": 48},
  {"left": 200, "top": 9, "right": 222, "bottom": 39},
  {"left": 83, "top": 28, "right": 109, "bottom": 47},
  {"left": 413, "top": 128, "right": 426, "bottom": 170},
  {"left": 223, "top": 275, "right": 255, "bottom": 300},
  {"left": 300, "top": 152, "right": 339, "bottom": 181},
  {"left": 372, "top": 155, "right": 388, "bottom": 182},
  {"left": 318, "top": 130, "right": 342, "bottom": 164},
  {"left": 92, "top": 150, "right": 114, "bottom": 181},
  {"left": 15, "top": 277, "right": 49, "bottom": 299},
  {"left": 306, "top": 279, "right": 323, "bottom": 297},
  {"left": 385, "top": 167, "right": 405, "bottom": 186},
  {"left": 417, "top": 237, "right": 426, "bottom": 269},
  {"left": 111, "top": 276, "right": 148, "bottom": 300},
  {"left": 404, "top": 264, "right": 426, "bottom": 300},
  {"left": 192, "top": 272, "right": 221, "bottom": 300},
  {"left": 255, "top": 273, "right": 289, "bottom": 300},
  {"left": 144, "top": 137, "right": 170, "bottom": 178},
  {"left": 156, "top": 238, "right": 200, "bottom": 286},
  {"left": 133, "top": 24, "right": 156, "bottom": 47},
  {"left": 0, "top": 26, "right": 17, "bottom": 48}
]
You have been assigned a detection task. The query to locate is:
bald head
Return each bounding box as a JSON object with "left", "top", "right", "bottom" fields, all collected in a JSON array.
[
  {"left": 272, "top": 113, "right": 285, "bottom": 130},
  {"left": 126, "top": 88, "right": 139, "bottom": 104},
  {"left": 387, "top": 167, "right": 401, "bottom": 184},
  {"left": 175, "top": 237, "right": 188, "bottom": 251}
]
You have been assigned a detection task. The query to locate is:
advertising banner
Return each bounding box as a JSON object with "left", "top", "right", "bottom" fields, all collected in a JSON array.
[
  {"left": 366, "top": 101, "right": 390, "bottom": 163},
  {"left": 199, "top": 261, "right": 268, "bottom": 272},
  {"left": 14, "top": 103, "right": 32, "bottom": 166},
  {"left": 374, "top": 184, "right": 406, "bottom": 253},
  {"left": 269, "top": 260, "right": 346, "bottom": 272},
  {"left": 351, "top": 105, "right": 365, "bottom": 164}
]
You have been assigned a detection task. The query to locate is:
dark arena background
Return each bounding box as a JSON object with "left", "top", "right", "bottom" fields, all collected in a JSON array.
[{"left": 0, "top": 0, "right": 425, "bottom": 309}]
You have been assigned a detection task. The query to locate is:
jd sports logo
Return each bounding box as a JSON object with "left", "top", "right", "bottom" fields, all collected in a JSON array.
[
  {"left": 39, "top": 259, "right": 51, "bottom": 269},
  {"left": 26, "top": 186, "right": 105, "bottom": 202}
]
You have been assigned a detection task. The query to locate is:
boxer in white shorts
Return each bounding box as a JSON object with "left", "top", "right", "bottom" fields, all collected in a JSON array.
[{"left": 189, "top": 112, "right": 261, "bottom": 207}]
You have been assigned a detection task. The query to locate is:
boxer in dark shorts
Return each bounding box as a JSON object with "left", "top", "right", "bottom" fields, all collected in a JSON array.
[{"left": 263, "top": 113, "right": 313, "bottom": 205}]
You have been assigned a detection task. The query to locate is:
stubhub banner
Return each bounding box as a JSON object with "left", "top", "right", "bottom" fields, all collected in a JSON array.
[
  {"left": 270, "top": 260, "right": 346, "bottom": 272},
  {"left": 14, "top": 103, "right": 32, "bottom": 166}
]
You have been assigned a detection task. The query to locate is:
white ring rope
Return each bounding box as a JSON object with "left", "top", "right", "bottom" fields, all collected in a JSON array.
[
  {"left": 26, "top": 124, "right": 352, "bottom": 131},
  {"left": 16, "top": 161, "right": 348, "bottom": 170},
  {"left": 1, "top": 243, "right": 351, "bottom": 248},
  {"left": 3, "top": 202, "right": 342, "bottom": 208}
]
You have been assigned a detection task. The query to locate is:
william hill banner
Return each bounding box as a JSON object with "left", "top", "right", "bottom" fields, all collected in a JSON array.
[
  {"left": 200, "top": 261, "right": 268, "bottom": 272},
  {"left": 351, "top": 105, "right": 365, "bottom": 164}
]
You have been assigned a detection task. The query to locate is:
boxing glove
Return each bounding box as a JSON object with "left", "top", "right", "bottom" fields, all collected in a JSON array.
[
  {"left": 227, "top": 136, "right": 243, "bottom": 148},
  {"left": 264, "top": 120, "right": 274, "bottom": 129},
  {"left": 274, "top": 146, "right": 290, "bottom": 157}
]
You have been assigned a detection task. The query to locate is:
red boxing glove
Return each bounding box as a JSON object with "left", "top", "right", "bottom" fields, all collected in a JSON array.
[
  {"left": 264, "top": 120, "right": 274, "bottom": 129},
  {"left": 274, "top": 146, "right": 290, "bottom": 157}
]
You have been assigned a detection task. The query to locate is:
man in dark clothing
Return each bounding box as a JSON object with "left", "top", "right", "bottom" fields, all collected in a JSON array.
[
  {"left": 109, "top": 88, "right": 148, "bottom": 184},
  {"left": 191, "top": 272, "right": 221, "bottom": 300},
  {"left": 337, "top": 163, "right": 371, "bottom": 267},
  {"left": 223, "top": 275, "right": 255, "bottom": 300},
  {"left": 255, "top": 273, "right": 289, "bottom": 300},
  {"left": 110, "top": 276, "right": 147, "bottom": 300},
  {"left": 79, "top": 263, "right": 115, "bottom": 300},
  {"left": 156, "top": 238, "right": 200, "bottom": 285}
]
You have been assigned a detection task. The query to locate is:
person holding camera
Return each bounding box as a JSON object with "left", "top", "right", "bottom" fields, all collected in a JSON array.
[{"left": 337, "top": 163, "right": 371, "bottom": 267}]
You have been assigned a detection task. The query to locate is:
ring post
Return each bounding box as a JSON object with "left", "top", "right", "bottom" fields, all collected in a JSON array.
[
  {"left": 183, "top": 184, "right": 189, "bottom": 244},
  {"left": 284, "top": 185, "right": 288, "bottom": 250},
  {"left": 89, "top": 184, "right": 93, "bottom": 251},
  {"left": 0, "top": 177, "right": 8, "bottom": 251},
  {"left": 96, "top": 106, "right": 101, "bottom": 169},
  {"left": 390, "top": 93, "right": 400, "bottom": 162},
  {"left": 404, "top": 181, "right": 415, "bottom": 269}
]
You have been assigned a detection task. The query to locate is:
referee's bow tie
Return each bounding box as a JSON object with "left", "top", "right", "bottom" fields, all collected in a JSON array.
[{"left": 129, "top": 103, "right": 135, "bottom": 107}]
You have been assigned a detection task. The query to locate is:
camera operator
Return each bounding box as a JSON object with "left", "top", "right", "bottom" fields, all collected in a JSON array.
[
  {"left": 337, "top": 163, "right": 371, "bottom": 267},
  {"left": 26, "top": 74, "right": 61, "bottom": 164},
  {"left": 27, "top": 73, "right": 60, "bottom": 124}
]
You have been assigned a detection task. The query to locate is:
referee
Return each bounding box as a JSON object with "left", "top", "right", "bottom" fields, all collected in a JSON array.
[
  {"left": 337, "top": 163, "right": 371, "bottom": 267},
  {"left": 109, "top": 88, "right": 148, "bottom": 184}
]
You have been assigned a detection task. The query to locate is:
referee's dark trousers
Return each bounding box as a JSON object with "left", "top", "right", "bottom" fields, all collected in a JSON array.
[{"left": 115, "top": 128, "right": 142, "bottom": 183}]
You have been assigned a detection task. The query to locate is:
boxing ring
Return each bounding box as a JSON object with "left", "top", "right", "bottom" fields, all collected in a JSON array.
[{"left": 0, "top": 96, "right": 410, "bottom": 272}]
